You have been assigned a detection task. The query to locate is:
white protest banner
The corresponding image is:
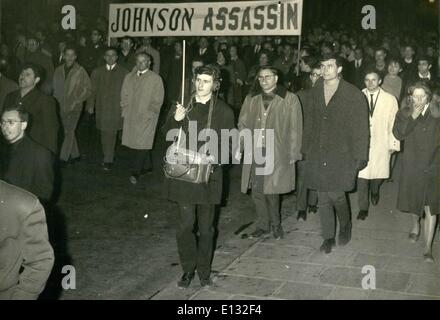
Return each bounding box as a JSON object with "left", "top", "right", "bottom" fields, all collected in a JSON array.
[{"left": 109, "top": 0, "right": 303, "bottom": 37}]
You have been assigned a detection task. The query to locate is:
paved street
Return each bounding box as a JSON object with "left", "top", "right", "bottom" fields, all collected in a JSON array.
[
  {"left": 42, "top": 118, "right": 440, "bottom": 300},
  {"left": 155, "top": 177, "right": 440, "bottom": 300}
]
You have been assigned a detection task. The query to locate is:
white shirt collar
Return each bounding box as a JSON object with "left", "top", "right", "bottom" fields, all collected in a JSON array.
[
  {"left": 419, "top": 72, "right": 431, "bottom": 80},
  {"left": 137, "top": 69, "right": 148, "bottom": 76},
  {"left": 195, "top": 94, "right": 212, "bottom": 104},
  {"left": 107, "top": 64, "right": 116, "bottom": 71}
]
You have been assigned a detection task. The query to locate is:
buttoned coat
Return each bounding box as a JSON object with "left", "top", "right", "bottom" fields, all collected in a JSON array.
[
  {"left": 238, "top": 86, "right": 303, "bottom": 194},
  {"left": 121, "top": 69, "right": 164, "bottom": 150},
  {"left": 393, "top": 99, "right": 440, "bottom": 215},
  {"left": 301, "top": 78, "right": 370, "bottom": 192},
  {"left": 0, "top": 180, "right": 54, "bottom": 300},
  {"left": 359, "top": 88, "right": 400, "bottom": 179},
  {"left": 87, "top": 64, "right": 129, "bottom": 131}
]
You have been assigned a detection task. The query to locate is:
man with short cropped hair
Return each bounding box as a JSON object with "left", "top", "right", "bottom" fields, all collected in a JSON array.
[{"left": 302, "top": 54, "right": 369, "bottom": 254}]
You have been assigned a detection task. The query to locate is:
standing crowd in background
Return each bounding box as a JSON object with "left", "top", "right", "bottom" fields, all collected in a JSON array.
[{"left": 0, "top": 16, "right": 439, "bottom": 297}]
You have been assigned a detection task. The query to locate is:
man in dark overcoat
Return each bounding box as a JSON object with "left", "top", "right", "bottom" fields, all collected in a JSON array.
[
  {"left": 301, "top": 54, "right": 369, "bottom": 254},
  {"left": 3, "top": 63, "right": 59, "bottom": 155},
  {"left": 87, "top": 47, "right": 129, "bottom": 170},
  {"left": 1, "top": 105, "right": 54, "bottom": 203}
]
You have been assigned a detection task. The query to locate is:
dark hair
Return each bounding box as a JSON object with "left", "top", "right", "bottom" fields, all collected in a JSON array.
[
  {"left": 364, "top": 68, "right": 383, "bottom": 81},
  {"left": 104, "top": 46, "right": 119, "bottom": 55},
  {"left": 121, "top": 36, "right": 133, "bottom": 43},
  {"left": 319, "top": 53, "right": 345, "bottom": 68},
  {"left": 301, "top": 55, "right": 317, "bottom": 68},
  {"left": 217, "top": 49, "right": 230, "bottom": 65},
  {"left": 191, "top": 56, "right": 205, "bottom": 66},
  {"left": 21, "top": 63, "right": 43, "bottom": 80},
  {"left": 257, "top": 64, "right": 279, "bottom": 77},
  {"left": 194, "top": 64, "right": 222, "bottom": 91},
  {"left": 258, "top": 49, "right": 272, "bottom": 64},
  {"left": 417, "top": 55, "right": 433, "bottom": 66},
  {"left": 374, "top": 47, "right": 387, "bottom": 55},
  {"left": 91, "top": 29, "right": 103, "bottom": 37},
  {"left": 194, "top": 64, "right": 222, "bottom": 82},
  {"left": 26, "top": 33, "right": 39, "bottom": 43},
  {"left": 3, "top": 105, "right": 29, "bottom": 122},
  {"left": 0, "top": 56, "right": 9, "bottom": 74},
  {"left": 388, "top": 57, "right": 402, "bottom": 66},
  {"left": 64, "top": 45, "right": 78, "bottom": 56}
]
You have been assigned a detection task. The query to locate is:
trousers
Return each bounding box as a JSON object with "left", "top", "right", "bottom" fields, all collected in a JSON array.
[
  {"left": 318, "top": 191, "right": 351, "bottom": 240},
  {"left": 176, "top": 204, "right": 216, "bottom": 279}
]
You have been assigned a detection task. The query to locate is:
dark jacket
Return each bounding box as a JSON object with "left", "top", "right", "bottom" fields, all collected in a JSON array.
[
  {"left": 23, "top": 51, "right": 55, "bottom": 95},
  {"left": 87, "top": 64, "right": 129, "bottom": 131},
  {"left": 301, "top": 78, "right": 370, "bottom": 192},
  {"left": 393, "top": 99, "right": 440, "bottom": 215},
  {"left": 3, "top": 135, "right": 54, "bottom": 202},
  {"left": 118, "top": 51, "right": 136, "bottom": 73},
  {"left": 346, "top": 60, "right": 366, "bottom": 89},
  {"left": 163, "top": 97, "right": 235, "bottom": 204},
  {"left": 3, "top": 88, "right": 59, "bottom": 154},
  {"left": 0, "top": 180, "right": 54, "bottom": 300},
  {"left": 81, "top": 43, "right": 106, "bottom": 75},
  {"left": 0, "top": 75, "right": 18, "bottom": 111}
]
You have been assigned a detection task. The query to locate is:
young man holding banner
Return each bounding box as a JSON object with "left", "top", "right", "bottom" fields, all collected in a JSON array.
[{"left": 163, "top": 65, "right": 235, "bottom": 288}]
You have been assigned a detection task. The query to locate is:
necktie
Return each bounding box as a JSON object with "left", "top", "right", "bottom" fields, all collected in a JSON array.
[
  {"left": 370, "top": 94, "right": 374, "bottom": 115},
  {"left": 138, "top": 71, "right": 142, "bottom": 76}
]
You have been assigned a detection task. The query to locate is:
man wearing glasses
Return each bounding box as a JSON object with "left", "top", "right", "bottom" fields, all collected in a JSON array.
[
  {"left": 238, "top": 65, "right": 303, "bottom": 240},
  {"left": 301, "top": 54, "right": 369, "bottom": 254},
  {"left": 1, "top": 105, "right": 54, "bottom": 203}
]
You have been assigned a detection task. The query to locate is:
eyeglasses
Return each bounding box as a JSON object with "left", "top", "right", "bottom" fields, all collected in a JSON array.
[
  {"left": 311, "top": 73, "right": 321, "bottom": 77},
  {"left": 1, "top": 120, "right": 23, "bottom": 126},
  {"left": 258, "top": 75, "right": 275, "bottom": 82}
]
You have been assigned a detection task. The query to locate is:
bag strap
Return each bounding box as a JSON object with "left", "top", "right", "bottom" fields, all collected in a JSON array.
[{"left": 206, "top": 96, "right": 215, "bottom": 130}]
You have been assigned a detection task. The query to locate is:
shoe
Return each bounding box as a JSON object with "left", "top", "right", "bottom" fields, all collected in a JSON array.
[
  {"left": 297, "top": 210, "right": 307, "bottom": 221},
  {"left": 371, "top": 192, "right": 380, "bottom": 206},
  {"left": 129, "top": 174, "right": 138, "bottom": 185},
  {"left": 338, "top": 223, "right": 352, "bottom": 246},
  {"left": 249, "top": 228, "right": 269, "bottom": 239},
  {"left": 357, "top": 210, "right": 368, "bottom": 221},
  {"left": 200, "top": 277, "right": 213, "bottom": 287},
  {"left": 308, "top": 205, "right": 318, "bottom": 214},
  {"left": 408, "top": 232, "right": 420, "bottom": 243},
  {"left": 140, "top": 168, "right": 153, "bottom": 175},
  {"left": 70, "top": 156, "right": 81, "bottom": 164},
  {"left": 272, "top": 225, "right": 284, "bottom": 240},
  {"left": 59, "top": 160, "right": 69, "bottom": 168},
  {"left": 320, "top": 238, "right": 335, "bottom": 254},
  {"left": 102, "top": 162, "right": 113, "bottom": 171},
  {"left": 177, "top": 272, "right": 195, "bottom": 289},
  {"left": 423, "top": 253, "right": 434, "bottom": 263}
]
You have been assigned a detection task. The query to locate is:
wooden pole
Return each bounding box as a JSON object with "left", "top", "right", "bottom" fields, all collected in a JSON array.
[
  {"left": 181, "top": 39, "right": 186, "bottom": 105},
  {"left": 296, "top": 35, "right": 301, "bottom": 76}
]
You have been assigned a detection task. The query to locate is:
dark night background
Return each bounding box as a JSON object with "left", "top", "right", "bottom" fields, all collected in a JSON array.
[{"left": 0, "top": 0, "right": 438, "bottom": 36}]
